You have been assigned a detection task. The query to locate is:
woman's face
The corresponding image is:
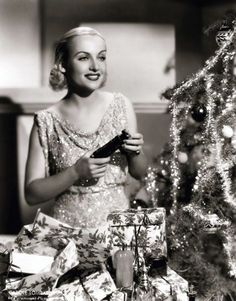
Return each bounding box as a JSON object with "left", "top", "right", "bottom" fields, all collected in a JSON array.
[{"left": 65, "top": 34, "right": 107, "bottom": 94}]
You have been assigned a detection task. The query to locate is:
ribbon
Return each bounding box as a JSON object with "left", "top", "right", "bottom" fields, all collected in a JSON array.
[{"left": 133, "top": 213, "right": 157, "bottom": 278}]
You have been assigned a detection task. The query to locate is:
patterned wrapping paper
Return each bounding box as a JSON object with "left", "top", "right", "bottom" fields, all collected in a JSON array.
[
  {"left": 47, "top": 269, "right": 118, "bottom": 301},
  {"left": 109, "top": 290, "right": 127, "bottom": 301},
  {"left": 47, "top": 279, "right": 90, "bottom": 301},
  {"left": 107, "top": 208, "right": 167, "bottom": 258},
  {"left": 6, "top": 240, "right": 79, "bottom": 299},
  {"left": 6, "top": 241, "right": 117, "bottom": 301},
  {"left": 83, "top": 269, "right": 117, "bottom": 301},
  {"left": 151, "top": 267, "right": 188, "bottom": 301},
  {"left": 14, "top": 212, "right": 112, "bottom": 270}
]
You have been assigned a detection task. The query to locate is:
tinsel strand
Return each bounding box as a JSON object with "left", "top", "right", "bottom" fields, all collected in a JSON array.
[
  {"left": 145, "top": 167, "right": 158, "bottom": 207},
  {"left": 211, "top": 124, "right": 235, "bottom": 209},
  {"left": 222, "top": 228, "right": 236, "bottom": 277},
  {"left": 192, "top": 74, "right": 215, "bottom": 194},
  {"left": 169, "top": 99, "right": 180, "bottom": 213}
]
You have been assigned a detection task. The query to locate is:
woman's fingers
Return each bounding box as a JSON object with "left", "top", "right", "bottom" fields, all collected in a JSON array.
[
  {"left": 91, "top": 165, "right": 107, "bottom": 173},
  {"left": 123, "top": 133, "right": 144, "bottom": 146},
  {"left": 93, "top": 171, "right": 106, "bottom": 178},
  {"left": 92, "top": 166, "right": 107, "bottom": 178},
  {"left": 89, "top": 157, "right": 110, "bottom": 164},
  {"left": 123, "top": 145, "right": 142, "bottom": 152},
  {"left": 124, "top": 138, "right": 144, "bottom": 146}
]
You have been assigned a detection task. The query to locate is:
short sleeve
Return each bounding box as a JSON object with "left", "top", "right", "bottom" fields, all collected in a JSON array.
[{"left": 34, "top": 111, "right": 50, "bottom": 176}]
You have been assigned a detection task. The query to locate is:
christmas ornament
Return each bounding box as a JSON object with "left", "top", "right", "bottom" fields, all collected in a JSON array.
[
  {"left": 187, "top": 115, "right": 197, "bottom": 125},
  {"left": 191, "top": 103, "right": 207, "bottom": 122},
  {"left": 222, "top": 125, "right": 234, "bottom": 138},
  {"left": 203, "top": 214, "right": 231, "bottom": 233},
  {"left": 216, "top": 25, "right": 233, "bottom": 47},
  {"left": 161, "top": 169, "right": 168, "bottom": 176},
  {"left": 231, "top": 138, "right": 236, "bottom": 149},
  {"left": 177, "top": 151, "right": 188, "bottom": 164},
  {"left": 130, "top": 199, "right": 148, "bottom": 209}
]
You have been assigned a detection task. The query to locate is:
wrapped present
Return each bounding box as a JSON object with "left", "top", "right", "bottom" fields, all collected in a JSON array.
[
  {"left": 47, "top": 279, "right": 90, "bottom": 301},
  {"left": 6, "top": 240, "right": 79, "bottom": 299},
  {"left": 14, "top": 212, "right": 112, "bottom": 270},
  {"left": 9, "top": 251, "right": 54, "bottom": 274},
  {"left": 151, "top": 267, "right": 188, "bottom": 301},
  {"left": 107, "top": 208, "right": 167, "bottom": 263},
  {"left": 109, "top": 290, "right": 127, "bottom": 301},
  {"left": 83, "top": 269, "right": 117, "bottom": 301},
  {"left": 47, "top": 268, "right": 117, "bottom": 301}
]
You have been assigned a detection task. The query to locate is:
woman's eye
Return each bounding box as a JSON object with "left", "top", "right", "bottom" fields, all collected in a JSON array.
[
  {"left": 78, "top": 56, "right": 88, "bottom": 61},
  {"left": 99, "top": 56, "right": 106, "bottom": 61}
]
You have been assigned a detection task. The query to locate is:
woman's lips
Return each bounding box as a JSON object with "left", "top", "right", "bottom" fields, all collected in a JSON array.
[{"left": 85, "top": 74, "right": 101, "bottom": 81}]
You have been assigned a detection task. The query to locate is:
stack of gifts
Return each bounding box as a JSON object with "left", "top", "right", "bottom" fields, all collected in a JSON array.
[
  {"left": 3, "top": 212, "right": 122, "bottom": 301},
  {"left": 1, "top": 208, "right": 190, "bottom": 300},
  {"left": 107, "top": 208, "right": 189, "bottom": 301}
]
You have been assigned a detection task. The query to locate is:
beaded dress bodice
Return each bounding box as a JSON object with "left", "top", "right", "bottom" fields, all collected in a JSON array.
[{"left": 35, "top": 92, "right": 129, "bottom": 228}]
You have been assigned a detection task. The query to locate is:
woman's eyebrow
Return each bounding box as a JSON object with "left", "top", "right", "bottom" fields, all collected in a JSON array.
[
  {"left": 73, "top": 50, "right": 106, "bottom": 57},
  {"left": 74, "top": 51, "right": 88, "bottom": 56}
]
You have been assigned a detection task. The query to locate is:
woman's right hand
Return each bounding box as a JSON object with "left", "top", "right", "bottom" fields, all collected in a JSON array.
[{"left": 73, "top": 152, "right": 110, "bottom": 181}]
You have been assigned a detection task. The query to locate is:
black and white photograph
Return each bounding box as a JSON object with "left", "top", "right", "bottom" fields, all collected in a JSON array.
[{"left": 0, "top": 1, "right": 235, "bottom": 300}]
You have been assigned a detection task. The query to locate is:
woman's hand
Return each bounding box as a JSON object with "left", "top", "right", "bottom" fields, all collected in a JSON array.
[
  {"left": 121, "top": 133, "right": 144, "bottom": 156},
  {"left": 73, "top": 152, "right": 110, "bottom": 181}
]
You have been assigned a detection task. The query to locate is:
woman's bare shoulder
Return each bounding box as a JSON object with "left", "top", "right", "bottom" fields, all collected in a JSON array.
[
  {"left": 98, "top": 90, "right": 114, "bottom": 101},
  {"left": 44, "top": 102, "right": 62, "bottom": 114}
]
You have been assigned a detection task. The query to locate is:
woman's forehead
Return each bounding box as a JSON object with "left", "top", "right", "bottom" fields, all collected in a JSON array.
[{"left": 67, "top": 35, "right": 107, "bottom": 55}]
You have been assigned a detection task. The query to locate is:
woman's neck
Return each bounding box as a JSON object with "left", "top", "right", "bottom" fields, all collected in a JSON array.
[{"left": 64, "top": 90, "right": 101, "bottom": 108}]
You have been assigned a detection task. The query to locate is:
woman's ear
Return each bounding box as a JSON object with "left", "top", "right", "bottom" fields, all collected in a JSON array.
[{"left": 58, "top": 63, "right": 66, "bottom": 73}]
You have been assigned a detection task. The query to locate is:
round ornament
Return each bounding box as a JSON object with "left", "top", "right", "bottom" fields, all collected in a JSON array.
[
  {"left": 177, "top": 151, "right": 188, "bottom": 163},
  {"left": 161, "top": 169, "right": 167, "bottom": 176},
  {"left": 222, "top": 125, "right": 234, "bottom": 138},
  {"left": 231, "top": 138, "right": 236, "bottom": 149},
  {"left": 215, "top": 25, "right": 233, "bottom": 47},
  {"left": 191, "top": 103, "right": 207, "bottom": 122}
]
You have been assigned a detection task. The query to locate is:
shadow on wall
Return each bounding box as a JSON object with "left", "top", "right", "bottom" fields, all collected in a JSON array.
[{"left": 0, "top": 97, "right": 22, "bottom": 234}]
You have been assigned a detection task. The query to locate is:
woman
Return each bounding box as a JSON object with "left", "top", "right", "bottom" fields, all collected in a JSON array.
[{"left": 25, "top": 27, "right": 147, "bottom": 228}]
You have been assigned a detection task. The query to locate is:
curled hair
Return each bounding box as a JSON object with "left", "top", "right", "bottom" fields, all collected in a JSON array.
[
  {"left": 49, "top": 27, "right": 105, "bottom": 91},
  {"left": 49, "top": 65, "right": 67, "bottom": 91}
]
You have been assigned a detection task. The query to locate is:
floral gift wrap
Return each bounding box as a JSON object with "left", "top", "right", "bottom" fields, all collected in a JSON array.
[
  {"left": 151, "top": 267, "right": 189, "bottom": 301},
  {"left": 14, "top": 212, "right": 112, "bottom": 270},
  {"left": 109, "top": 290, "right": 127, "bottom": 301},
  {"left": 83, "top": 269, "right": 116, "bottom": 301},
  {"left": 47, "top": 269, "right": 116, "bottom": 301},
  {"left": 6, "top": 240, "right": 79, "bottom": 299},
  {"left": 47, "top": 279, "right": 90, "bottom": 301},
  {"left": 107, "top": 208, "right": 167, "bottom": 259}
]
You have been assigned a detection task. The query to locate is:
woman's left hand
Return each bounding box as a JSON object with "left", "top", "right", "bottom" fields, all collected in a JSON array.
[{"left": 122, "top": 133, "right": 144, "bottom": 155}]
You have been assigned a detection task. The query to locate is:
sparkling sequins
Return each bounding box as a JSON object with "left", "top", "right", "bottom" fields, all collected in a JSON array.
[{"left": 34, "top": 93, "right": 129, "bottom": 228}]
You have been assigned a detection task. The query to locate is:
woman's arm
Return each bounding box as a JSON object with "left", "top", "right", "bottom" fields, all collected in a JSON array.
[
  {"left": 25, "top": 122, "right": 110, "bottom": 205},
  {"left": 122, "top": 96, "right": 148, "bottom": 179}
]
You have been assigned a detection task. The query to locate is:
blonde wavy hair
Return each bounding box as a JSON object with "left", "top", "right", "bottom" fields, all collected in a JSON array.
[{"left": 49, "top": 27, "right": 105, "bottom": 91}]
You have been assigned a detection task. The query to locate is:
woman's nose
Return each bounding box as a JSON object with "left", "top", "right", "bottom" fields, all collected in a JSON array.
[{"left": 89, "top": 58, "right": 99, "bottom": 72}]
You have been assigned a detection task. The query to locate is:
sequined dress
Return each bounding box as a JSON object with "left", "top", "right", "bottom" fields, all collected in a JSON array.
[{"left": 35, "top": 93, "right": 129, "bottom": 228}]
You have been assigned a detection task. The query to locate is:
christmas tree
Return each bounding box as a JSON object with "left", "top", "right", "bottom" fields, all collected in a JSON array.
[{"left": 145, "top": 13, "right": 236, "bottom": 300}]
